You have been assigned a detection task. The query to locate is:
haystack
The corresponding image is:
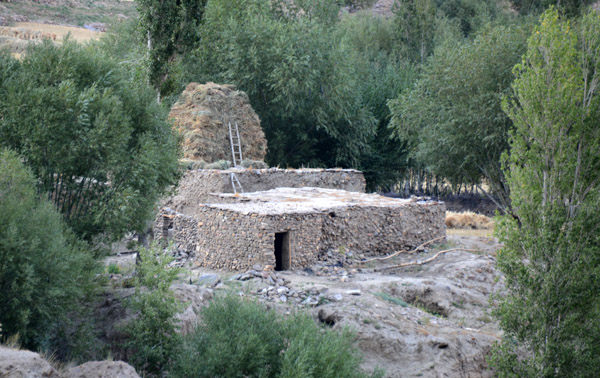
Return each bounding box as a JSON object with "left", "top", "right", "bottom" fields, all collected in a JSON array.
[{"left": 170, "top": 82, "right": 267, "bottom": 164}]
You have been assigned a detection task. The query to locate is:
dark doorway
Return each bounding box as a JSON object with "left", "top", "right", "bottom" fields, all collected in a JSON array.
[{"left": 274, "top": 232, "right": 291, "bottom": 271}]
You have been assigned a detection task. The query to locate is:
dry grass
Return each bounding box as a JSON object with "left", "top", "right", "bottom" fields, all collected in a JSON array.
[
  {"left": 445, "top": 211, "right": 494, "bottom": 230},
  {"left": 2, "top": 22, "right": 100, "bottom": 43}
]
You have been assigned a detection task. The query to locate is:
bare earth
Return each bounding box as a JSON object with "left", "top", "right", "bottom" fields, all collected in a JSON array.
[
  {"left": 159, "top": 232, "right": 502, "bottom": 378},
  {"left": 107, "top": 231, "right": 502, "bottom": 377}
]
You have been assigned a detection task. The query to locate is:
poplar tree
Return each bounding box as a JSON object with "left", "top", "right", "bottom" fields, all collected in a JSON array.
[
  {"left": 137, "top": 0, "right": 207, "bottom": 99},
  {"left": 492, "top": 9, "right": 600, "bottom": 377}
]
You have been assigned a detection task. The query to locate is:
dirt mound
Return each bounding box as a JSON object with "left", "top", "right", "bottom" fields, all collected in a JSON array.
[{"left": 170, "top": 82, "right": 267, "bottom": 164}]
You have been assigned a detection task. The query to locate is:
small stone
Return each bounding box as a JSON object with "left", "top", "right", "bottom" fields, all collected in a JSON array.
[
  {"left": 302, "top": 296, "right": 319, "bottom": 306},
  {"left": 277, "top": 287, "right": 289, "bottom": 294},
  {"left": 196, "top": 274, "right": 220, "bottom": 287},
  {"left": 329, "top": 293, "right": 343, "bottom": 302},
  {"left": 279, "top": 295, "right": 287, "bottom": 303},
  {"left": 345, "top": 289, "right": 361, "bottom": 296},
  {"left": 248, "top": 270, "right": 262, "bottom": 277}
]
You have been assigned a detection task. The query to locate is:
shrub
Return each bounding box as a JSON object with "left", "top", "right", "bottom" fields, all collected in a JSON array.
[
  {"left": 170, "top": 295, "right": 380, "bottom": 378},
  {"left": 0, "top": 149, "right": 97, "bottom": 351},
  {"left": 0, "top": 41, "right": 181, "bottom": 241},
  {"left": 124, "top": 243, "right": 181, "bottom": 376}
]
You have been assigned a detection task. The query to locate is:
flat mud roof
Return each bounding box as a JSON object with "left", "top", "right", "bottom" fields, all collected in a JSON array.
[{"left": 206, "top": 187, "right": 436, "bottom": 215}]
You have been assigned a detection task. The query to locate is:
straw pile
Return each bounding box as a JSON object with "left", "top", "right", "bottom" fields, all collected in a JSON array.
[
  {"left": 445, "top": 211, "right": 494, "bottom": 230},
  {"left": 169, "top": 82, "right": 267, "bottom": 164}
]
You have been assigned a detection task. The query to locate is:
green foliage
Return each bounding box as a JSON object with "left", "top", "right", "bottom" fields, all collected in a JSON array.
[
  {"left": 107, "top": 263, "right": 121, "bottom": 275},
  {"left": 183, "top": 0, "right": 377, "bottom": 169},
  {"left": 125, "top": 243, "right": 182, "bottom": 375},
  {"left": 94, "top": 18, "right": 146, "bottom": 80},
  {"left": 375, "top": 292, "right": 409, "bottom": 307},
  {"left": 491, "top": 9, "right": 600, "bottom": 376},
  {"left": 389, "top": 21, "right": 530, "bottom": 210},
  {"left": 170, "top": 295, "right": 380, "bottom": 378},
  {"left": 393, "top": 0, "right": 499, "bottom": 64},
  {"left": 137, "top": 0, "right": 208, "bottom": 98},
  {"left": 433, "top": 0, "right": 499, "bottom": 36},
  {"left": 0, "top": 149, "right": 97, "bottom": 351},
  {"left": 511, "top": 0, "right": 596, "bottom": 17},
  {"left": 336, "top": 13, "right": 418, "bottom": 190},
  {"left": 393, "top": 0, "right": 438, "bottom": 64},
  {"left": 0, "top": 41, "right": 181, "bottom": 241}
]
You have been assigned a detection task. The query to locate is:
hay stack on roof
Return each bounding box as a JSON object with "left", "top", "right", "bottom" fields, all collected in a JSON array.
[{"left": 170, "top": 82, "right": 267, "bottom": 164}]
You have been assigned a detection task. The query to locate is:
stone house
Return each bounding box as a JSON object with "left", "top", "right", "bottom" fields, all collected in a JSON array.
[{"left": 155, "top": 173, "right": 445, "bottom": 271}]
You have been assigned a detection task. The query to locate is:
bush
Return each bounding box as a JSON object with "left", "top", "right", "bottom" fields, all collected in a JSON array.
[
  {"left": 0, "top": 149, "right": 97, "bottom": 351},
  {"left": 124, "top": 243, "right": 181, "bottom": 376},
  {"left": 0, "top": 41, "right": 181, "bottom": 241},
  {"left": 170, "top": 295, "right": 380, "bottom": 378}
]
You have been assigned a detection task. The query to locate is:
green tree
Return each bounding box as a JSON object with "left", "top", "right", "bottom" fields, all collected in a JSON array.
[
  {"left": 393, "top": 0, "right": 438, "bottom": 64},
  {"left": 389, "top": 22, "right": 529, "bottom": 210},
  {"left": 137, "top": 0, "right": 208, "bottom": 99},
  {"left": 492, "top": 9, "right": 600, "bottom": 376},
  {"left": 433, "top": 0, "right": 498, "bottom": 36},
  {"left": 0, "top": 41, "right": 181, "bottom": 241},
  {"left": 185, "top": 0, "right": 376, "bottom": 169},
  {"left": 0, "top": 149, "right": 97, "bottom": 351},
  {"left": 336, "top": 13, "right": 418, "bottom": 190}
]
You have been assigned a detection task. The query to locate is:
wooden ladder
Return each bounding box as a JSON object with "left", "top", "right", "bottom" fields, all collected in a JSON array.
[
  {"left": 230, "top": 172, "right": 244, "bottom": 194},
  {"left": 228, "top": 121, "right": 243, "bottom": 168},
  {"left": 228, "top": 121, "right": 244, "bottom": 194}
]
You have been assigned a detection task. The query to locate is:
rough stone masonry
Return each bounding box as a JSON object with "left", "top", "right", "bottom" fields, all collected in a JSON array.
[{"left": 156, "top": 184, "right": 446, "bottom": 271}]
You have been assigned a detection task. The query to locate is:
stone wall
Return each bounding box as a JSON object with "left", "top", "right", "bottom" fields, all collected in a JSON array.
[
  {"left": 320, "top": 201, "right": 446, "bottom": 256},
  {"left": 163, "top": 168, "right": 367, "bottom": 217},
  {"left": 191, "top": 206, "right": 324, "bottom": 271},
  {"left": 156, "top": 200, "right": 446, "bottom": 271},
  {"left": 154, "top": 208, "right": 198, "bottom": 260}
]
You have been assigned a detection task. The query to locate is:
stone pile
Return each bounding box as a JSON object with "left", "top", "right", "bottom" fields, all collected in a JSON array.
[{"left": 194, "top": 264, "right": 362, "bottom": 307}]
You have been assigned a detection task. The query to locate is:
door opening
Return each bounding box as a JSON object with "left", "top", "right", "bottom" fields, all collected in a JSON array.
[{"left": 274, "top": 232, "right": 291, "bottom": 271}]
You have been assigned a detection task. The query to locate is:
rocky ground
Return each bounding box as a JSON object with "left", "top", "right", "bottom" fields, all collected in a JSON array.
[{"left": 105, "top": 231, "right": 503, "bottom": 378}]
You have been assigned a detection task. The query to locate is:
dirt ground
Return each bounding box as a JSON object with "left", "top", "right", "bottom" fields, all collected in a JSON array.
[{"left": 108, "top": 230, "right": 502, "bottom": 377}]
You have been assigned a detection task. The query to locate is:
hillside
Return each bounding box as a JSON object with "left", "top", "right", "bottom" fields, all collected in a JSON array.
[{"left": 0, "top": 0, "right": 136, "bottom": 55}]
